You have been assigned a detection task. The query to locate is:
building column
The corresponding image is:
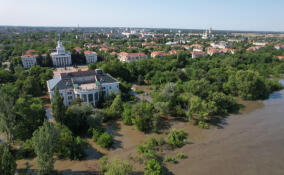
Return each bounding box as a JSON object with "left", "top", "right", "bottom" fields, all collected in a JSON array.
[
  {"left": 93, "top": 93, "right": 96, "bottom": 104},
  {"left": 86, "top": 94, "right": 89, "bottom": 103}
]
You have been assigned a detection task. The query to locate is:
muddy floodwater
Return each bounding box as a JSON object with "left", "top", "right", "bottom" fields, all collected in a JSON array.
[
  {"left": 168, "top": 80, "right": 284, "bottom": 175},
  {"left": 17, "top": 81, "right": 284, "bottom": 175}
]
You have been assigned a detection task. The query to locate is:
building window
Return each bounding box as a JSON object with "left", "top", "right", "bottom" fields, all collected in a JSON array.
[
  {"left": 82, "top": 94, "right": 87, "bottom": 102},
  {"left": 95, "top": 92, "right": 99, "bottom": 100}
]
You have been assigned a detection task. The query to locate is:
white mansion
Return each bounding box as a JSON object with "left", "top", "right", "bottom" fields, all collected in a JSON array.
[
  {"left": 84, "top": 50, "right": 97, "bottom": 64},
  {"left": 47, "top": 69, "right": 120, "bottom": 106},
  {"left": 21, "top": 55, "right": 37, "bottom": 69},
  {"left": 21, "top": 49, "right": 46, "bottom": 69},
  {"left": 51, "top": 40, "right": 72, "bottom": 67}
]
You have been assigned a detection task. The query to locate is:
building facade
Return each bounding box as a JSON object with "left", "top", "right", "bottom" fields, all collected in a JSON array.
[
  {"left": 84, "top": 50, "right": 97, "bottom": 64},
  {"left": 21, "top": 55, "right": 37, "bottom": 69},
  {"left": 192, "top": 51, "right": 206, "bottom": 58},
  {"left": 51, "top": 40, "right": 72, "bottom": 67},
  {"left": 47, "top": 69, "right": 120, "bottom": 106},
  {"left": 202, "top": 27, "right": 213, "bottom": 39}
]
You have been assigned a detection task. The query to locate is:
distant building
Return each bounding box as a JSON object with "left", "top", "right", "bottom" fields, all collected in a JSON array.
[
  {"left": 192, "top": 51, "right": 206, "bottom": 58},
  {"left": 169, "top": 50, "right": 181, "bottom": 55},
  {"left": 47, "top": 69, "right": 120, "bottom": 106},
  {"left": 190, "top": 44, "right": 203, "bottom": 50},
  {"left": 21, "top": 49, "right": 38, "bottom": 69},
  {"left": 51, "top": 40, "right": 72, "bottom": 67},
  {"left": 21, "top": 50, "right": 48, "bottom": 69},
  {"left": 166, "top": 41, "right": 178, "bottom": 45},
  {"left": 207, "top": 47, "right": 235, "bottom": 56},
  {"left": 202, "top": 27, "right": 213, "bottom": 39},
  {"left": 99, "top": 47, "right": 109, "bottom": 52},
  {"left": 210, "top": 41, "right": 228, "bottom": 49},
  {"left": 253, "top": 42, "right": 267, "bottom": 46},
  {"left": 84, "top": 50, "right": 97, "bottom": 64},
  {"left": 277, "top": 56, "right": 284, "bottom": 60},
  {"left": 117, "top": 52, "right": 147, "bottom": 62},
  {"left": 151, "top": 51, "right": 169, "bottom": 58},
  {"left": 21, "top": 54, "right": 37, "bottom": 69},
  {"left": 74, "top": 47, "right": 82, "bottom": 53},
  {"left": 247, "top": 46, "right": 264, "bottom": 52},
  {"left": 275, "top": 45, "right": 284, "bottom": 50}
]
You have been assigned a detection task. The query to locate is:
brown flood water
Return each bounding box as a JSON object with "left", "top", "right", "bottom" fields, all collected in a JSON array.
[
  {"left": 17, "top": 80, "right": 284, "bottom": 175},
  {"left": 168, "top": 80, "right": 284, "bottom": 175}
]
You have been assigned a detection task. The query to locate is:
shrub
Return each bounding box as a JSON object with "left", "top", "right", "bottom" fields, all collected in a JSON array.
[
  {"left": 163, "top": 156, "right": 176, "bottom": 163},
  {"left": 198, "top": 120, "right": 209, "bottom": 129},
  {"left": 105, "top": 158, "right": 133, "bottom": 175},
  {"left": 146, "top": 137, "right": 159, "bottom": 148},
  {"left": 97, "top": 132, "right": 113, "bottom": 149},
  {"left": 176, "top": 153, "right": 187, "bottom": 159},
  {"left": 152, "top": 116, "right": 162, "bottom": 133},
  {"left": 167, "top": 129, "right": 188, "bottom": 148},
  {"left": 131, "top": 101, "right": 154, "bottom": 132},
  {"left": 136, "top": 89, "right": 144, "bottom": 94},
  {"left": 16, "top": 139, "right": 35, "bottom": 159},
  {"left": 122, "top": 103, "right": 133, "bottom": 125},
  {"left": 157, "top": 136, "right": 165, "bottom": 146},
  {"left": 98, "top": 156, "right": 133, "bottom": 175},
  {"left": 145, "top": 159, "right": 164, "bottom": 175},
  {"left": 92, "top": 128, "right": 103, "bottom": 142},
  {"left": 72, "top": 136, "right": 88, "bottom": 160},
  {"left": 98, "top": 156, "right": 109, "bottom": 173},
  {"left": 56, "top": 125, "right": 88, "bottom": 160},
  {"left": 136, "top": 144, "right": 157, "bottom": 160},
  {"left": 108, "top": 94, "right": 123, "bottom": 119}
]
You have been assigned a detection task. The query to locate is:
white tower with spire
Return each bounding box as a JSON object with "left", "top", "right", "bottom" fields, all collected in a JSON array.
[{"left": 51, "top": 35, "right": 72, "bottom": 67}]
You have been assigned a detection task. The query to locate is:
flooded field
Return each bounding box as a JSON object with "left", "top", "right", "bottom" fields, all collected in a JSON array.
[{"left": 17, "top": 81, "right": 284, "bottom": 175}]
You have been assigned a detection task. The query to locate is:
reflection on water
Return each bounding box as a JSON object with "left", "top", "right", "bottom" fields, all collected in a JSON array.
[{"left": 268, "top": 92, "right": 282, "bottom": 99}]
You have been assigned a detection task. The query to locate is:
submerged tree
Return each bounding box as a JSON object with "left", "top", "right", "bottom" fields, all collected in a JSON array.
[
  {"left": 33, "top": 121, "right": 58, "bottom": 175},
  {"left": 0, "top": 143, "right": 16, "bottom": 175}
]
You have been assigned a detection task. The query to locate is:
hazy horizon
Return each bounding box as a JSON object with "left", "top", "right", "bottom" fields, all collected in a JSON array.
[{"left": 0, "top": 0, "right": 284, "bottom": 32}]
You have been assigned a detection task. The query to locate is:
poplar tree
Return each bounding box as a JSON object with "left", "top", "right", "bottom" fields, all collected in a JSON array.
[
  {"left": 51, "top": 87, "right": 66, "bottom": 124},
  {"left": 33, "top": 121, "right": 58, "bottom": 175}
]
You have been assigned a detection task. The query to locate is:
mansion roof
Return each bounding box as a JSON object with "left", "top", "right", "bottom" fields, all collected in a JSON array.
[{"left": 47, "top": 69, "right": 118, "bottom": 91}]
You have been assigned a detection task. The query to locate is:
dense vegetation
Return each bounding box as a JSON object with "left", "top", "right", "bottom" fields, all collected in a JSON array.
[{"left": 0, "top": 30, "right": 283, "bottom": 174}]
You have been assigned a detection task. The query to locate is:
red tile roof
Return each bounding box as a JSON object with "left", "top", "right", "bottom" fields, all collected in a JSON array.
[
  {"left": 74, "top": 47, "right": 82, "bottom": 51},
  {"left": 151, "top": 51, "right": 169, "bottom": 57},
  {"left": 192, "top": 51, "right": 206, "bottom": 55},
  {"left": 26, "top": 49, "right": 36, "bottom": 55},
  {"left": 84, "top": 50, "right": 96, "bottom": 55},
  {"left": 21, "top": 54, "right": 38, "bottom": 58},
  {"left": 247, "top": 46, "right": 263, "bottom": 51},
  {"left": 277, "top": 56, "right": 284, "bottom": 60}
]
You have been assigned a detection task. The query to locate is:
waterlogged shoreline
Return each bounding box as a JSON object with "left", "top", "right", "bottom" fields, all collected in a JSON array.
[
  {"left": 167, "top": 80, "right": 284, "bottom": 175},
  {"left": 17, "top": 81, "right": 284, "bottom": 175}
]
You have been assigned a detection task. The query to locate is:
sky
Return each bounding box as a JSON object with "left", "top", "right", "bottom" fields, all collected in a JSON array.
[{"left": 0, "top": 0, "right": 283, "bottom": 31}]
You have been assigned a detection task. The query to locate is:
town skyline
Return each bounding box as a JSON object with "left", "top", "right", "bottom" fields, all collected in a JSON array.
[{"left": 1, "top": 0, "right": 284, "bottom": 32}]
